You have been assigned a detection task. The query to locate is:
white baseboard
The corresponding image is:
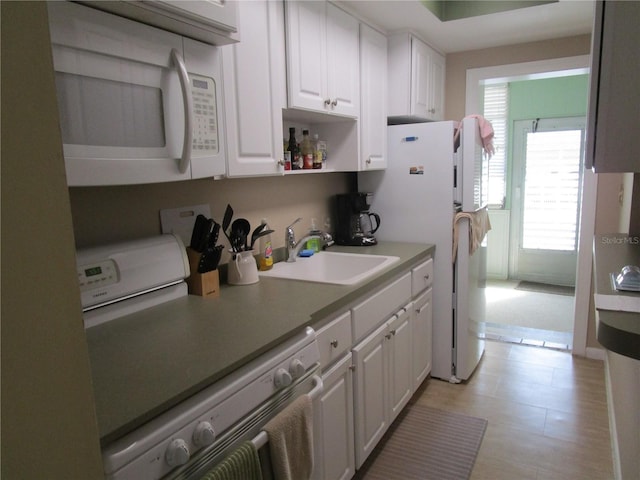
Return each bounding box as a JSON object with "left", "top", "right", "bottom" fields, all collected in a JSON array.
[{"left": 584, "top": 346, "right": 606, "bottom": 361}]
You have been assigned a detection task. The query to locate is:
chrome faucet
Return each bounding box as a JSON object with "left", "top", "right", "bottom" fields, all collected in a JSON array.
[{"left": 286, "top": 217, "right": 333, "bottom": 262}]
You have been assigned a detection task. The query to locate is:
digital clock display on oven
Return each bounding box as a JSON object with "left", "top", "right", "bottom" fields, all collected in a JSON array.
[{"left": 85, "top": 266, "right": 103, "bottom": 277}]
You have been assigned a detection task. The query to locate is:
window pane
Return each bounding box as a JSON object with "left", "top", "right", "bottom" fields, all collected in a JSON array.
[{"left": 522, "top": 130, "right": 582, "bottom": 251}]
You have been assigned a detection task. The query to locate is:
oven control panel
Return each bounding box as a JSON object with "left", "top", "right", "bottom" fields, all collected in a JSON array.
[{"left": 77, "top": 259, "right": 118, "bottom": 292}]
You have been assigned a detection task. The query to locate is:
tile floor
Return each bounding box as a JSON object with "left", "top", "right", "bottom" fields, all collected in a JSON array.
[{"left": 413, "top": 340, "right": 613, "bottom": 479}]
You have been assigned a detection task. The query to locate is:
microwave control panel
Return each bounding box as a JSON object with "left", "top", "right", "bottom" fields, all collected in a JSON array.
[
  {"left": 190, "top": 75, "right": 219, "bottom": 154},
  {"left": 78, "top": 259, "right": 119, "bottom": 293}
]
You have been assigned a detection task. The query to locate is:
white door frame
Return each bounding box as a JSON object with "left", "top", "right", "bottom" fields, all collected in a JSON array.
[{"left": 465, "top": 55, "right": 594, "bottom": 356}]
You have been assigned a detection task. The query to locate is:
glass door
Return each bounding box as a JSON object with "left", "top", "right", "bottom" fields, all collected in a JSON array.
[{"left": 509, "top": 117, "right": 585, "bottom": 285}]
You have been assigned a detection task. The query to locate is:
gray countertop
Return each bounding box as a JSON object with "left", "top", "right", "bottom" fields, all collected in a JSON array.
[
  {"left": 85, "top": 242, "right": 434, "bottom": 445},
  {"left": 593, "top": 235, "right": 640, "bottom": 360}
]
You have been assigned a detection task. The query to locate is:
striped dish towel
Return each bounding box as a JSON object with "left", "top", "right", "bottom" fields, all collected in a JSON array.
[{"left": 200, "top": 441, "right": 263, "bottom": 480}]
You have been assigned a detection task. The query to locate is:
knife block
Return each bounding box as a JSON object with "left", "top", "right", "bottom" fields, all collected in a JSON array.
[{"left": 186, "top": 248, "right": 220, "bottom": 298}]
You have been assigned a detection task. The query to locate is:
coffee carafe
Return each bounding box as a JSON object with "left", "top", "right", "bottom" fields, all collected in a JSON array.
[{"left": 334, "top": 192, "right": 382, "bottom": 246}]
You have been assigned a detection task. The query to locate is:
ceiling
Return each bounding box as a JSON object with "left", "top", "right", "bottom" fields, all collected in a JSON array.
[{"left": 335, "top": 0, "right": 594, "bottom": 54}]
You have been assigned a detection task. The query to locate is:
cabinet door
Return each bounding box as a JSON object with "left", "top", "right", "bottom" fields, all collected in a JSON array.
[
  {"left": 411, "top": 37, "right": 431, "bottom": 120},
  {"left": 285, "top": 0, "right": 327, "bottom": 112},
  {"left": 223, "top": 0, "right": 286, "bottom": 177},
  {"left": 359, "top": 23, "right": 387, "bottom": 170},
  {"left": 587, "top": 1, "right": 640, "bottom": 172},
  {"left": 326, "top": 3, "right": 360, "bottom": 117},
  {"left": 387, "top": 306, "right": 413, "bottom": 421},
  {"left": 412, "top": 288, "right": 432, "bottom": 391},
  {"left": 352, "top": 321, "right": 388, "bottom": 468},
  {"left": 428, "top": 52, "right": 445, "bottom": 121},
  {"left": 314, "top": 353, "right": 355, "bottom": 480}
]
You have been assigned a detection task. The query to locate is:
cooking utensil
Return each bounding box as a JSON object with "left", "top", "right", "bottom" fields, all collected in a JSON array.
[
  {"left": 250, "top": 229, "right": 274, "bottom": 250},
  {"left": 190, "top": 214, "right": 209, "bottom": 252},
  {"left": 249, "top": 223, "right": 267, "bottom": 249},
  {"left": 231, "top": 218, "right": 250, "bottom": 252},
  {"left": 221, "top": 204, "right": 234, "bottom": 246}
]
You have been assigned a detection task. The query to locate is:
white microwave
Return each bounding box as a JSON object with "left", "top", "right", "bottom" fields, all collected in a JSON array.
[{"left": 47, "top": 1, "right": 227, "bottom": 186}]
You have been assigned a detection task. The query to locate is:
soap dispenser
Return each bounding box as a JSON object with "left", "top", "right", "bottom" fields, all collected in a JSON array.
[
  {"left": 258, "top": 219, "right": 273, "bottom": 271},
  {"left": 306, "top": 218, "right": 321, "bottom": 253}
]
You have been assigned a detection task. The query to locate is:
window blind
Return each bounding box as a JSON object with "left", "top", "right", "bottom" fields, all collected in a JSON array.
[{"left": 483, "top": 84, "right": 508, "bottom": 208}]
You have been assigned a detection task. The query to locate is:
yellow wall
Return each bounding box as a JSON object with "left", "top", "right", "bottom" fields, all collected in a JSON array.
[{"left": 1, "top": 2, "right": 103, "bottom": 477}]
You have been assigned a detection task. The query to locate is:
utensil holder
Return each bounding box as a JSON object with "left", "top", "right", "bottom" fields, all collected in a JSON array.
[{"left": 186, "top": 248, "right": 220, "bottom": 298}]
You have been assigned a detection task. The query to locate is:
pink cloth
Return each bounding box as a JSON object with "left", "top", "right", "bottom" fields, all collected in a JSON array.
[{"left": 455, "top": 115, "right": 495, "bottom": 158}]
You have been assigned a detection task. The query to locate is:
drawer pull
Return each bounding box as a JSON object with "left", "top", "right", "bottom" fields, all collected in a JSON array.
[{"left": 330, "top": 340, "right": 339, "bottom": 348}]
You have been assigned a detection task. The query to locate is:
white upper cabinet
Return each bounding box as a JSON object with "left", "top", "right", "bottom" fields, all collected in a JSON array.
[
  {"left": 222, "top": 0, "right": 287, "bottom": 177},
  {"left": 586, "top": 0, "right": 640, "bottom": 173},
  {"left": 388, "top": 32, "right": 445, "bottom": 123},
  {"left": 285, "top": 1, "right": 360, "bottom": 117},
  {"left": 359, "top": 23, "right": 387, "bottom": 170}
]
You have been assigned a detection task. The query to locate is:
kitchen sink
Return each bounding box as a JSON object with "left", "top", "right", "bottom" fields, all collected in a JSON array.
[{"left": 258, "top": 251, "right": 400, "bottom": 285}]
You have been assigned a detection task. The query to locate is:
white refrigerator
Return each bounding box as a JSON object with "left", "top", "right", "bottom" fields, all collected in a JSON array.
[{"left": 358, "top": 118, "right": 487, "bottom": 382}]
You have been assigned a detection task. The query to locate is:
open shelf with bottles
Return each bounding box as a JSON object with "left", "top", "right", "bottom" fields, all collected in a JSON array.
[{"left": 282, "top": 108, "right": 358, "bottom": 174}]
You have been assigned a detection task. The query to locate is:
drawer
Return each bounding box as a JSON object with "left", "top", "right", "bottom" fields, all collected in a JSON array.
[
  {"left": 352, "top": 272, "right": 411, "bottom": 342},
  {"left": 412, "top": 258, "right": 433, "bottom": 297},
  {"left": 316, "top": 311, "right": 352, "bottom": 368}
]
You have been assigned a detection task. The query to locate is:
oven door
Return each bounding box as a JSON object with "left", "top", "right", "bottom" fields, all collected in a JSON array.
[{"left": 48, "top": 2, "right": 225, "bottom": 186}]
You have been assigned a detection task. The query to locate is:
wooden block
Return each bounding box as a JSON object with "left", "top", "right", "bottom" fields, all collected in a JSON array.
[{"left": 186, "top": 248, "right": 220, "bottom": 298}]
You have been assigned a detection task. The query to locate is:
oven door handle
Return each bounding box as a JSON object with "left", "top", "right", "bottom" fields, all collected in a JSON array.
[
  {"left": 252, "top": 374, "right": 324, "bottom": 449},
  {"left": 171, "top": 48, "right": 193, "bottom": 175}
]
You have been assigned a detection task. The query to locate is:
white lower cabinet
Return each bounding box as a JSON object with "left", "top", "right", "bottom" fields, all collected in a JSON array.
[
  {"left": 352, "top": 303, "right": 412, "bottom": 468},
  {"left": 313, "top": 352, "right": 355, "bottom": 480},
  {"left": 313, "top": 258, "right": 434, "bottom": 476},
  {"left": 314, "top": 312, "right": 355, "bottom": 480},
  {"left": 412, "top": 287, "right": 433, "bottom": 390}
]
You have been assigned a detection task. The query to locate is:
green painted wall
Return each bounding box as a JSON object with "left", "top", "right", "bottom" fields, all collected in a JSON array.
[{"left": 509, "top": 75, "right": 589, "bottom": 120}]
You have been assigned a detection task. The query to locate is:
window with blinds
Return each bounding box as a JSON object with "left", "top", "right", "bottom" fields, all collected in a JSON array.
[{"left": 482, "top": 84, "right": 508, "bottom": 208}]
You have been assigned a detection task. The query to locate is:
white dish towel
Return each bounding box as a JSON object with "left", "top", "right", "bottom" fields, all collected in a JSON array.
[{"left": 263, "top": 394, "right": 313, "bottom": 480}]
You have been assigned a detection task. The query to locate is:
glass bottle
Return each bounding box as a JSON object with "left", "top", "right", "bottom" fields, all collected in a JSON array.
[
  {"left": 288, "top": 127, "right": 300, "bottom": 170},
  {"left": 301, "top": 129, "right": 313, "bottom": 169}
]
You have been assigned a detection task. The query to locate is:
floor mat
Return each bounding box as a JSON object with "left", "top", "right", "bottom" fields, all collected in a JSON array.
[
  {"left": 353, "top": 404, "right": 488, "bottom": 480},
  {"left": 515, "top": 281, "right": 575, "bottom": 296}
]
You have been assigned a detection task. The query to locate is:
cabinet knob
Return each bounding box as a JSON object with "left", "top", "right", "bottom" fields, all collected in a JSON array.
[
  {"left": 324, "top": 98, "right": 331, "bottom": 106},
  {"left": 366, "top": 157, "right": 372, "bottom": 165},
  {"left": 385, "top": 333, "right": 392, "bottom": 340},
  {"left": 331, "top": 99, "right": 338, "bottom": 107},
  {"left": 277, "top": 159, "right": 285, "bottom": 166},
  {"left": 429, "top": 108, "right": 436, "bottom": 114},
  {"left": 330, "top": 339, "right": 339, "bottom": 348}
]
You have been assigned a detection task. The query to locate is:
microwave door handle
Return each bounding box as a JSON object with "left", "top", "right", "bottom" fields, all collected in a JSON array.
[{"left": 171, "top": 48, "right": 193, "bottom": 175}]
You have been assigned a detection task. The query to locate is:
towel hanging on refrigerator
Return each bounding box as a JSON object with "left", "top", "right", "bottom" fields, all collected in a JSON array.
[
  {"left": 452, "top": 207, "right": 492, "bottom": 262},
  {"left": 454, "top": 114, "right": 495, "bottom": 158},
  {"left": 263, "top": 394, "right": 314, "bottom": 480}
]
